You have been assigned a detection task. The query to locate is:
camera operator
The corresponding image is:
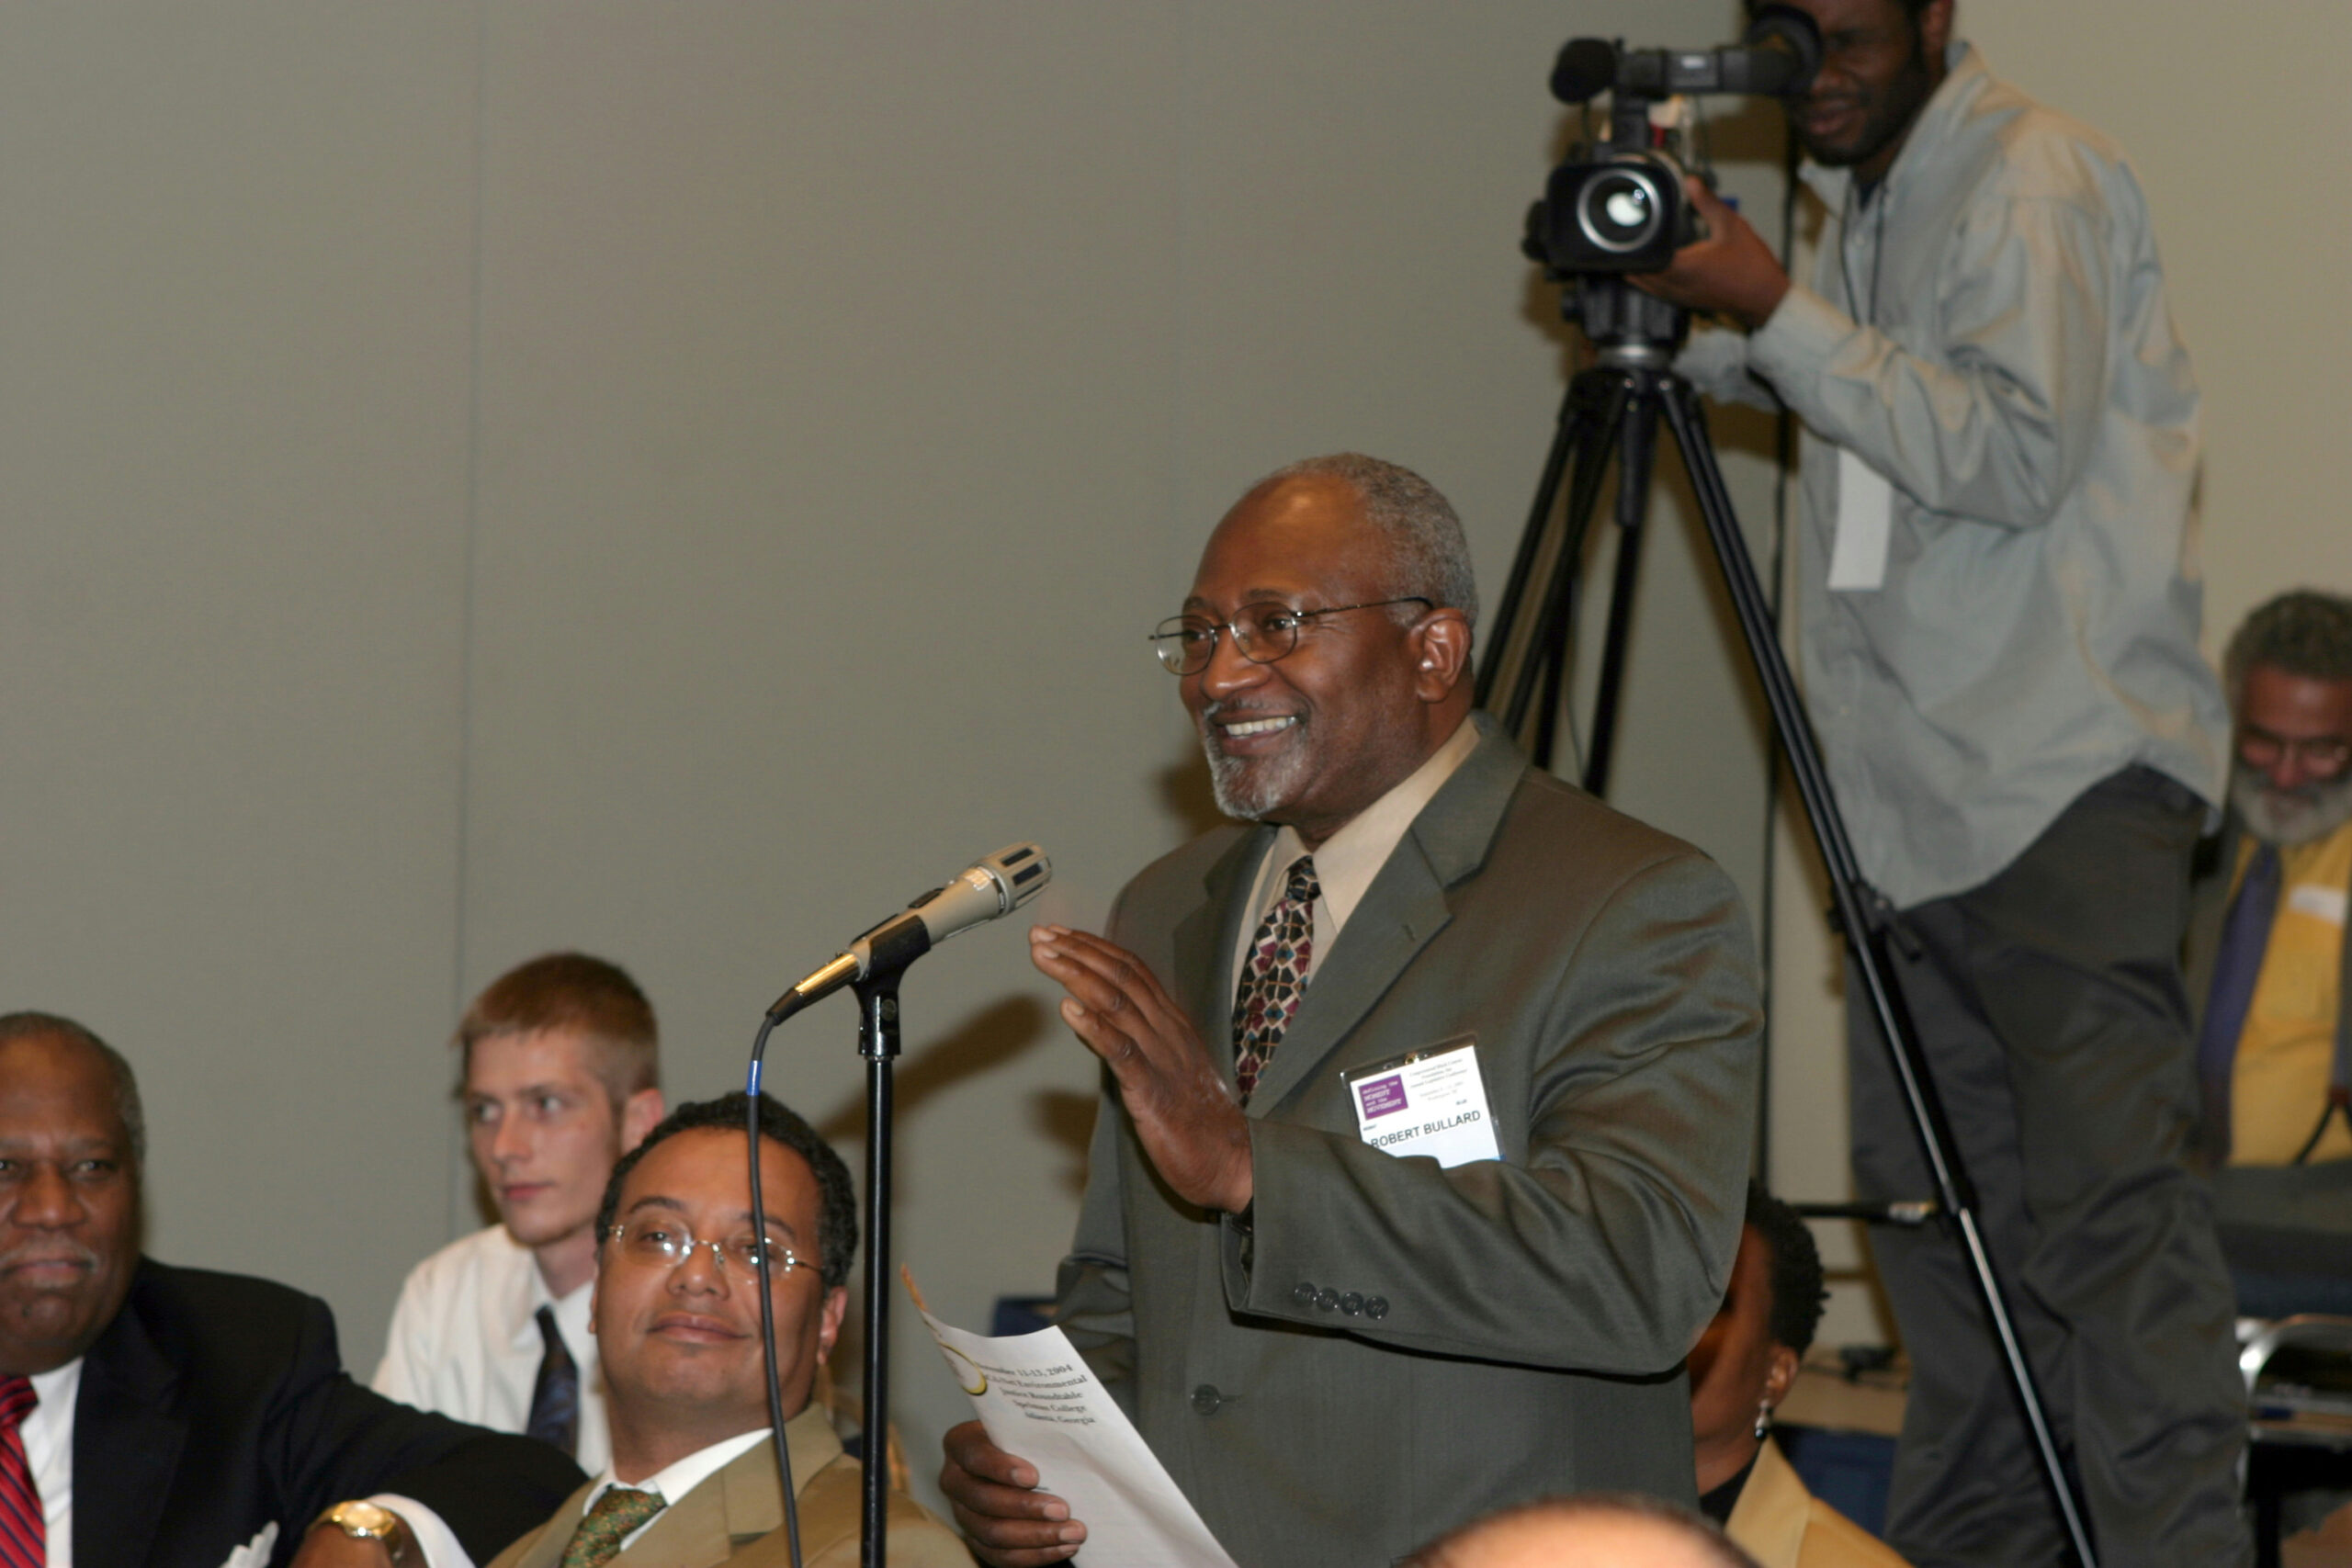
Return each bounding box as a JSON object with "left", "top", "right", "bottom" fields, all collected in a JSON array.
[{"left": 1630, "top": 3, "right": 2246, "bottom": 1565}]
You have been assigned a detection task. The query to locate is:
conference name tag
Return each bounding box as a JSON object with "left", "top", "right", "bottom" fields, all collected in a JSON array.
[
  {"left": 2289, "top": 884, "right": 2348, "bottom": 926},
  {"left": 1343, "top": 1038, "right": 1500, "bottom": 1168},
  {"left": 1828, "top": 446, "right": 1894, "bottom": 592}
]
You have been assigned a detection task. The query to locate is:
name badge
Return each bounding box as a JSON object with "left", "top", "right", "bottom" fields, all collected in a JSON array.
[
  {"left": 2289, "top": 883, "right": 2348, "bottom": 927},
  {"left": 1343, "top": 1037, "right": 1500, "bottom": 1168},
  {"left": 1828, "top": 446, "right": 1893, "bottom": 592}
]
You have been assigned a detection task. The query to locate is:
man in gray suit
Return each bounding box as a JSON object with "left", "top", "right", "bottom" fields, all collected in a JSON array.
[{"left": 941, "top": 454, "right": 1762, "bottom": 1567}]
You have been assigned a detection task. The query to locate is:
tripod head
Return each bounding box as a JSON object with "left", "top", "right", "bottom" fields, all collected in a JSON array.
[{"left": 1563, "top": 277, "right": 1690, "bottom": 370}]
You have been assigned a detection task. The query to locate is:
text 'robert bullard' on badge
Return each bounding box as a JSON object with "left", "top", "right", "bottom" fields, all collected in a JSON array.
[{"left": 1343, "top": 1037, "right": 1501, "bottom": 1168}]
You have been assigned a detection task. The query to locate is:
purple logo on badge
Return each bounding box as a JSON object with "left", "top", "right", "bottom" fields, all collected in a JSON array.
[{"left": 1357, "top": 1074, "right": 1408, "bottom": 1119}]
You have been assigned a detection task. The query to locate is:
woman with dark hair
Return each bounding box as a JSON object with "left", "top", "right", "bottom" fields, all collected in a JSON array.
[{"left": 1690, "top": 1184, "right": 1910, "bottom": 1568}]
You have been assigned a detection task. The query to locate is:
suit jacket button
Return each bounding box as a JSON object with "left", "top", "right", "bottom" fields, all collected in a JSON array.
[
  {"left": 1364, "top": 1296, "right": 1389, "bottom": 1319},
  {"left": 1340, "top": 1292, "right": 1363, "bottom": 1315},
  {"left": 1292, "top": 1280, "right": 1317, "bottom": 1306},
  {"left": 1191, "top": 1383, "right": 1223, "bottom": 1415},
  {"left": 1315, "top": 1288, "right": 1340, "bottom": 1312}
]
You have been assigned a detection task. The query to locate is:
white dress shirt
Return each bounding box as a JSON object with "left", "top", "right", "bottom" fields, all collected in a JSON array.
[
  {"left": 17, "top": 1361, "right": 79, "bottom": 1568},
  {"left": 373, "top": 1224, "right": 610, "bottom": 1475}
]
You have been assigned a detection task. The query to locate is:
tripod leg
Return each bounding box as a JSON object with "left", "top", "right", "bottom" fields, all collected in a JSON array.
[
  {"left": 1581, "top": 394, "right": 1659, "bottom": 798},
  {"left": 1654, "top": 377, "right": 2102, "bottom": 1568},
  {"left": 1478, "top": 381, "right": 1579, "bottom": 713},
  {"left": 1497, "top": 373, "right": 1630, "bottom": 749},
  {"left": 1532, "top": 602, "right": 1571, "bottom": 774}
]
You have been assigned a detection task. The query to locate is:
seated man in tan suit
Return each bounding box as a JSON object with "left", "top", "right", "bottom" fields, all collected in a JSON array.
[{"left": 489, "top": 1092, "right": 969, "bottom": 1568}]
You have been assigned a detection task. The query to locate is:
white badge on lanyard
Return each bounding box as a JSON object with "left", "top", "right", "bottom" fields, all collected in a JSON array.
[
  {"left": 1343, "top": 1036, "right": 1500, "bottom": 1168},
  {"left": 1828, "top": 446, "right": 1893, "bottom": 592}
]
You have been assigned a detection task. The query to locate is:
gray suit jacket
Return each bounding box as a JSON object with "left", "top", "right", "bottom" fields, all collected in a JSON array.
[
  {"left": 486, "top": 1407, "right": 970, "bottom": 1568},
  {"left": 1056, "top": 717, "right": 1762, "bottom": 1566}
]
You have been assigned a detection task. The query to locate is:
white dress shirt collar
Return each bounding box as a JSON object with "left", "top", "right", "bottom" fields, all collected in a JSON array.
[{"left": 589, "top": 1426, "right": 773, "bottom": 1550}]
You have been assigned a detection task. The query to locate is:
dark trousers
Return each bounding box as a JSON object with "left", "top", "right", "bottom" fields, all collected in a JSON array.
[{"left": 1849, "top": 767, "right": 2251, "bottom": 1568}]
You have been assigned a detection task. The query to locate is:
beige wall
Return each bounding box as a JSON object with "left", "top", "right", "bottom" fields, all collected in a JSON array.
[{"left": 0, "top": 0, "right": 1774, "bottom": 1513}]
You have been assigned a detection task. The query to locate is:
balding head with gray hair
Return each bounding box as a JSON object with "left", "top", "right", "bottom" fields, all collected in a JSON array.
[
  {"left": 1408, "top": 1493, "right": 1762, "bottom": 1568},
  {"left": 1260, "top": 453, "right": 1480, "bottom": 632},
  {"left": 0, "top": 1011, "right": 146, "bottom": 1167},
  {"left": 2224, "top": 590, "right": 2352, "bottom": 698}
]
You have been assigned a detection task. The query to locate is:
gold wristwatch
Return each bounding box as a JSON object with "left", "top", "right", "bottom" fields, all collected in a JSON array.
[{"left": 311, "top": 1501, "right": 416, "bottom": 1565}]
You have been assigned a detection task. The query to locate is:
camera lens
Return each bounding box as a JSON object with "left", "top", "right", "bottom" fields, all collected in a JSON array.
[{"left": 1577, "top": 169, "right": 1663, "bottom": 254}]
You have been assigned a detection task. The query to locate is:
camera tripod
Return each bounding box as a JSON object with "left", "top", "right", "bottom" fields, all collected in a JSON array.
[{"left": 1476, "top": 282, "right": 2101, "bottom": 1567}]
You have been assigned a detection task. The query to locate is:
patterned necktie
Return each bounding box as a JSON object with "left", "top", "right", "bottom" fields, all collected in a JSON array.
[
  {"left": 2196, "top": 840, "right": 2283, "bottom": 1163},
  {"left": 526, "top": 1303, "right": 582, "bottom": 1456},
  {"left": 1232, "top": 854, "right": 1320, "bottom": 1107},
  {"left": 0, "top": 1376, "right": 41, "bottom": 1568},
  {"left": 559, "top": 1485, "right": 666, "bottom": 1568}
]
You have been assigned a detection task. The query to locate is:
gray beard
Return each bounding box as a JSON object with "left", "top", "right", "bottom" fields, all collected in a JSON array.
[
  {"left": 2232, "top": 766, "right": 2352, "bottom": 846},
  {"left": 1200, "top": 720, "right": 1308, "bottom": 823}
]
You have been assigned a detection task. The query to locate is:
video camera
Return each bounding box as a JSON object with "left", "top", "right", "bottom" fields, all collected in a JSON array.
[{"left": 1524, "top": 6, "right": 1822, "bottom": 278}]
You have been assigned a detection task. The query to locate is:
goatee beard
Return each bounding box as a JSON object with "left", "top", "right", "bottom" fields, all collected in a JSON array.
[
  {"left": 1199, "top": 715, "right": 1307, "bottom": 823},
  {"left": 2233, "top": 766, "right": 2352, "bottom": 847}
]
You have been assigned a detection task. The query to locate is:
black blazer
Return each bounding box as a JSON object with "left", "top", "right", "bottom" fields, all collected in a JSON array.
[{"left": 74, "top": 1258, "right": 582, "bottom": 1567}]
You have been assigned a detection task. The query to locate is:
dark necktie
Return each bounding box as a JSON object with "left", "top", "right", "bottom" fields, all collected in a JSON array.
[
  {"left": 526, "top": 1303, "right": 582, "bottom": 1456},
  {"left": 0, "top": 1375, "right": 41, "bottom": 1568},
  {"left": 1232, "top": 854, "right": 1320, "bottom": 1107},
  {"left": 2196, "top": 840, "right": 2283, "bottom": 1163},
  {"left": 558, "top": 1486, "right": 666, "bottom": 1568}
]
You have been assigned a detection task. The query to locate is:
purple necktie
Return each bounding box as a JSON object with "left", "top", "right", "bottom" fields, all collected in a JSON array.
[
  {"left": 2196, "top": 841, "right": 2282, "bottom": 1162},
  {"left": 526, "top": 1303, "right": 581, "bottom": 1456}
]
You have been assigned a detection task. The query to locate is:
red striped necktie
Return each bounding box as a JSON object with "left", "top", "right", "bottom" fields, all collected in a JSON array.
[{"left": 0, "top": 1375, "right": 41, "bottom": 1568}]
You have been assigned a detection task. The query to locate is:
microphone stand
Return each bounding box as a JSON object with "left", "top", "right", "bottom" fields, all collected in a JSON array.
[
  {"left": 750, "top": 950, "right": 915, "bottom": 1568},
  {"left": 750, "top": 847, "right": 1049, "bottom": 1568},
  {"left": 851, "top": 969, "right": 902, "bottom": 1568}
]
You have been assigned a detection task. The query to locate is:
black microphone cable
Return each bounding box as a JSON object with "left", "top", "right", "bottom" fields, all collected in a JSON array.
[{"left": 746, "top": 1021, "right": 806, "bottom": 1568}]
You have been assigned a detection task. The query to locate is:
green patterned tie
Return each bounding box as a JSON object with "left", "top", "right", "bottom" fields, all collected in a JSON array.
[{"left": 559, "top": 1486, "right": 667, "bottom": 1568}]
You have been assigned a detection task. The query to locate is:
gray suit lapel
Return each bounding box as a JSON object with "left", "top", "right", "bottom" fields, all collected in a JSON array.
[
  {"left": 1245, "top": 720, "right": 1528, "bottom": 1114},
  {"left": 1175, "top": 826, "right": 1271, "bottom": 1095}
]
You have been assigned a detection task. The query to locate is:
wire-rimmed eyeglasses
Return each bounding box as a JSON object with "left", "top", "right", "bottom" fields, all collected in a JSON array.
[
  {"left": 605, "top": 1214, "right": 812, "bottom": 1280},
  {"left": 1148, "top": 597, "right": 1431, "bottom": 676}
]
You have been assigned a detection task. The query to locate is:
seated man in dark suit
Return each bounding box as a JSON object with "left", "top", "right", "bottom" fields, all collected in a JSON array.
[
  {"left": 0, "top": 1010, "right": 581, "bottom": 1568},
  {"left": 486, "top": 1093, "right": 968, "bottom": 1568}
]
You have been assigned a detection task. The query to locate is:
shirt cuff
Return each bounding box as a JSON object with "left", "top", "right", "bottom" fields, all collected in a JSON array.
[
  {"left": 1746, "top": 281, "right": 1856, "bottom": 391},
  {"left": 369, "top": 1495, "right": 474, "bottom": 1568}
]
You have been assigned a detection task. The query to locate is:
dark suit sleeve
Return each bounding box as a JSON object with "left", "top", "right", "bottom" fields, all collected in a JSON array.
[
  {"left": 241, "top": 1287, "right": 579, "bottom": 1565},
  {"left": 1224, "top": 849, "right": 1758, "bottom": 1374}
]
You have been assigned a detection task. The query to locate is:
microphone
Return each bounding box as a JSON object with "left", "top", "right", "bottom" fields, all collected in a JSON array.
[
  {"left": 1549, "top": 38, "right": 1619, "bottom": 106},
  {"left": 1550, "top": 6, "right": 1822, "bottom": 106},
  {"left": 765, "top": 843, "right": 1052, "bottom": 1021}
]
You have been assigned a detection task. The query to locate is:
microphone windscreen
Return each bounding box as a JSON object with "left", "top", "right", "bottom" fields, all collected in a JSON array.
[{"left": 1551, "top": 39, "right": 1618, "bottom": 105}]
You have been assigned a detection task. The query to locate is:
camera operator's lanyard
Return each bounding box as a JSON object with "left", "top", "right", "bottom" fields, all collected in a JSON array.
[
  {"left": 1838, "top": 178, "right": 1889, "bottom": 327},
  {"left": 1826, "top": 179, "right": 1894, "bottom": 592}
]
